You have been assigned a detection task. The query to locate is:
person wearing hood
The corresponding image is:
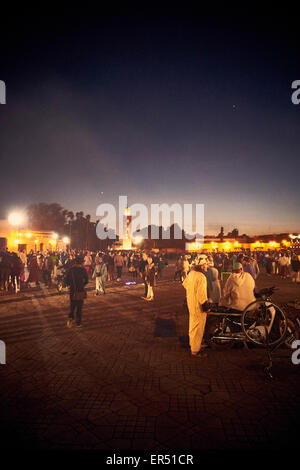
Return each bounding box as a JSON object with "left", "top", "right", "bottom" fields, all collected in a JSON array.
[
  {"left": 92, "top": 256, "right": 108, "bottom": 295},
  {"left": 182, "top": 255, "right": 190, "bottom": 281},
  {"left": 219, "top": 262, "right": 256, "bottom": 311},
  {"left": 182, "top": 257, "right": 210, "bottom": 357}
]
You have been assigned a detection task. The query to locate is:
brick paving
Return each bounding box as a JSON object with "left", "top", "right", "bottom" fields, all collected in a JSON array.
[{"left": 0, "top": 265, "right": 300, "bottom": 450}]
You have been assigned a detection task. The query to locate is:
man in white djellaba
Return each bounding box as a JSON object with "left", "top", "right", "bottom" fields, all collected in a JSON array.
[
  {"left": 183, "top": 256, "right": 211, "bottom": 357},
  {"left": 219, "top": 262, "right": 256, "bottom": 312}
]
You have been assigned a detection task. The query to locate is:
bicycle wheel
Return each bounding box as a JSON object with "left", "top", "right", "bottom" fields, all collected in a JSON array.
[{"left": 241, "top": 300, "right": 287, "bottom": 347}]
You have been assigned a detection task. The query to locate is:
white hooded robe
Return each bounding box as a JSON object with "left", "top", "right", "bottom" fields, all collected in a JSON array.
[
  {"left": 183, "top": 270, "right": 208, "bottom": 354},
  {"left": 220, "top": 271, "right": 256, "bottom": 311}
]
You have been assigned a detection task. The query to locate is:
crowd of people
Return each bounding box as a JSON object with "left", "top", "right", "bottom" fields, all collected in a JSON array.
[
  {"left": 174, "top": 250, "right": 300, "bottom": 283},
  {"left": 0, "top": 248, "right": 168, "bottom": 294},
  {"left": 0, "top": 248, "right": 169, "bottom": 327},
  {"left": 0, "top": 247, "right": 299, "bottom": 333},
  {"left": 0, "top": 247, "right": 299, "bottom": 298}
]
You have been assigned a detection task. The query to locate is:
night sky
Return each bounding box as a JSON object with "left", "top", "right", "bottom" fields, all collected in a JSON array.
[{"left": 1, "top": 6, "right": 299, "bottom": 235}]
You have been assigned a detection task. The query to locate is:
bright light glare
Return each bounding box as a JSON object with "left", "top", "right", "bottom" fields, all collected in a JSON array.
[
  {"left": 133, "top": 235, "right": 143, "bottom": 244},
  {"left": 8, "top": 212, "right": 24, "bottom": 226}
]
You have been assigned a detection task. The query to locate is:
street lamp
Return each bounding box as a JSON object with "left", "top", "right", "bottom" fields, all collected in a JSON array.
[
  {"left": 8, "top": 212, "right": 25, "bottom": 227},
  {"left": 62, "top": 236, "right": 70, "bottom": 252},
  {"left": 8, "top": 212, "right": 26, "bottom": 251}
]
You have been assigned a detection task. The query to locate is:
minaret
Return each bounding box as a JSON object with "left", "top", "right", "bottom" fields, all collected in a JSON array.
[
  {"left": 122, "top": 207, "right": 132, "bottom": 250},
  {"left": 219, "top": 226, "right": 224, "bottom": 242}
]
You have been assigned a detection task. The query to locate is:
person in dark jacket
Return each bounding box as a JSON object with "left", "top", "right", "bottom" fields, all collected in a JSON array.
[
  {"left": 65, "top": 256, "right": 88, "bottom": 328},
  {"left": 139, "top": 253, "right": 149, "bottom": 298},
  {"left": 107, "top": 253, "right": 115, "bottom": 281},
  {"left": 42, "top": 253, "right": 53, "bottom": 286},
  {"left": 10, "top": 253, "right": 23, "bottom": 292},
  {"left": 157, "top": 257, "right": 165, "bottom": 280}
]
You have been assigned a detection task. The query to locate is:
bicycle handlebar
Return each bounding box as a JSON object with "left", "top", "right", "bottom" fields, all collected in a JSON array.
[{"left": 255, "top": 286, "right": 278, "bottom": 298}]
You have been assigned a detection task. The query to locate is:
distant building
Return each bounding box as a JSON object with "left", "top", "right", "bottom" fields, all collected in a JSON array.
[
  {"left": 0, "top": 219, "right": 69, "bottom": 253},
  {"left": 111, "top": 220, "right": 294, "bottom": 253}
]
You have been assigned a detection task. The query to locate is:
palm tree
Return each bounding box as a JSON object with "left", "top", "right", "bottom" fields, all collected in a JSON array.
[
  {"left": 67, "top": 211, "right": 74, "bottom": 245},
  {"left": 85, "top": 214, "right": 91, "bottom": 250},
  {"left": 27, "top": 202, "right": 67, "bottom": 231}
]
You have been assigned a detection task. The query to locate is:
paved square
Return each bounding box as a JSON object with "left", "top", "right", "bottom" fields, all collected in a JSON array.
[{"left": 0, "top": 265, "right": 300, "bottom": 450}]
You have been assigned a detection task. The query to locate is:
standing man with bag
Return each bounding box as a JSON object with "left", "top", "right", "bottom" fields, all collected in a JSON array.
[
  {"left": 114, "top": 252, "right": 124, "bottom": 281},
  {"left": 66, "top": 255, "right": 88, "bottom": 328}
]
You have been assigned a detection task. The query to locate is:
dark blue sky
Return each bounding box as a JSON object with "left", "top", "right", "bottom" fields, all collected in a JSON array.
[{"left": 0, "top": 6, "right": 299, "bottom": 235}]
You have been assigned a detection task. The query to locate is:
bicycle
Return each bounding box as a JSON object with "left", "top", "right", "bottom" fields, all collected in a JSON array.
[{"left": 207, "top": 286, "right": 294, "bottom": 377}]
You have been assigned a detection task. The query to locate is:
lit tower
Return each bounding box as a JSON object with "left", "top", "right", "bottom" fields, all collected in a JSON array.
[{"left": 122, "top": 207, "right": 132, "bottom": 250}]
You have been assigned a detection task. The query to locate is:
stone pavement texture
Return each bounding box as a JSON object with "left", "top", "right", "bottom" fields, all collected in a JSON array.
[{"left": 0, "top": 266, "right": 300, "bottom": 450}]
